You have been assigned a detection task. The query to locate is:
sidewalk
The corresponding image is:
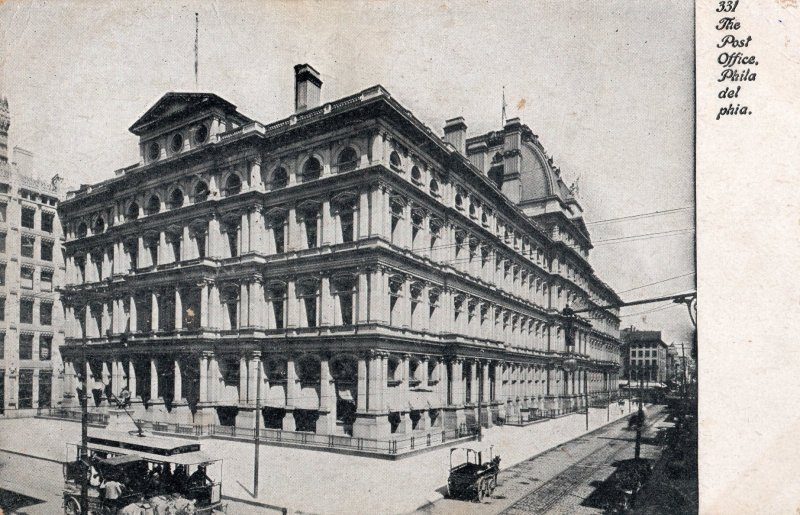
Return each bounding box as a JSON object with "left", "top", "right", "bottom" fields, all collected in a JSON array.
[{"left": 0, "top": 401, "right": 635, "bottom": 514}]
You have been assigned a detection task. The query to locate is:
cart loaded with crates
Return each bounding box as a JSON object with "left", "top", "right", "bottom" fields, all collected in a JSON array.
[
  {"left": 446, "top": 444, "right": 501, "bottom": 502},
  {"left": 62, "top": 429, "right": 226, "bottom": 514}
]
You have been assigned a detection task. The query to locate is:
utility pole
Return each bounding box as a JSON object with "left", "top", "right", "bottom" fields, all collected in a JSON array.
[
  {"left": 584, "top": 369, "right": 589, "bottom": 431},
  {"left": 80, "top": 342, "right": 89, "bottom": 515},
  {"left": 253, "top": 358, "right": 261, "bottom": 498},
  {"left": 635, "top": 365, "right": 644, "bottom": 460},
  {"left": 477, "top": 363, "right": 483, "bottom": 442}
]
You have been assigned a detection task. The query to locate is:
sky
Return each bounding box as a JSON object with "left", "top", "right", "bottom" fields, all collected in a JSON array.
[{"left": 0, "top": 0, "right": 695, "bottom": 344}]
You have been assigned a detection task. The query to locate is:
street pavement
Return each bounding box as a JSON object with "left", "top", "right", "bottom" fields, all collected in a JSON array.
[
  {"left": 415, "top": 405, "right": 667, "bottom": 515},
  {"left": 0, "top": 401, "right": 636, "bottom": 515}
]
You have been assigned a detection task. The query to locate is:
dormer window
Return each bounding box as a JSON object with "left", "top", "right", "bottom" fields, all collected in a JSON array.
[
  {"left": 171, "top": 133, "right": 184, "bottom": 153},
  {"left": 194, "top": 124, "right": 209, "bottom": 144},
  {"left": 148, "top": 142, "right": 160, "bottom": 161}
]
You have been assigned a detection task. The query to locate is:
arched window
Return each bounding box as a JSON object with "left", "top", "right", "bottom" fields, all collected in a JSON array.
[
  {"left": 488, "top": 166, "right": 504, "bottom": 189},
  {"left": 489, "top": 153, "right": 504, "bottom": 188},
  {"left": 454, "top": 192, "right": 464, "bottom": 210},
  {"left": 168, "top": 188, "right": 184, "bottom": 209},
  {"left": 429, "top": 178, "right": 439, "bottom": 196},
  {"left": 93, "top": 217, "right": 105, "bottom": 234},
  {"left": 337, "top": 148, "right": 358, "bottom": 173},
  {"left": 271, "top": 167, "right": 288, "bottom": 189},
  {"left": 146, "top": 195, "right": 161, "bottom": 216},
  {"left": 411, "top": 166, "right": 422, "bottom": 184},
  {"left": 126, "top": 202, "right": 140, "bottom": 221},
  {"left": 301, "top": 157, "right": 322, "bottom": 182},
  {"left": 77, "top": 222, "right": 88, "bottom": 239},
  {"left": 389, "top": 151, "right": 402, "bottom": 170},
  {"left": 224, "top": 174, "right": 242, "bottom": 196},
  {"left": 194, "top": 181, "right": 210, "bottom": 203}
]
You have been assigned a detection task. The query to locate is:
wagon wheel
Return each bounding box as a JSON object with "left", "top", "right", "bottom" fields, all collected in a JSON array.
[
  {"left": 64, "top": 496, "right": 81, "bottom": 515},
  {"left": 476, "top": 479, "right": 486, "bottom": 502},
  {"left": 488, "top": 473, "right": 498, "bottom": 493}
]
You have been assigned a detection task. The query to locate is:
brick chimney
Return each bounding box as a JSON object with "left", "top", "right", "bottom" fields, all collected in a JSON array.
[
  {"left": 294, "top": 64, "right": 322, "bottom": 112},
  {"left": 443, "top": 117, "right": 467, "bottom": 155}
]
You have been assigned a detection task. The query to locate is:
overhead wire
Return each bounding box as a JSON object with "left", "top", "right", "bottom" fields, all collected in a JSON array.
[
  {"left": 585, "top": 206, "right": 693, "bottom": 226},
  {"left": 616, "top": 272, "right": 696, "bottom": 294}
]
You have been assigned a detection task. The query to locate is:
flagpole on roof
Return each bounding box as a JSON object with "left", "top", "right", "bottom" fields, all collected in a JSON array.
[
  {"left": 194, "top": 13, "right": 199, "bottom": 90},
  {"left": 501, "top": 85, "right": 507, "bottom": 126}
]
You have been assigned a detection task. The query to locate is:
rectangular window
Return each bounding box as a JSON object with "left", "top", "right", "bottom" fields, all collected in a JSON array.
[
  {"left": 38, "top": 371, "right": 52, "bottom": 408},
  {"left": 21, "top": 207, "right": 35, "bottom": 229},
  {"left": 39, "top": 335, "right": 52, "bottom": 360},
  {"left": 0, "top": 263, "right": 5, "bottom": 286},
  {"left": 273, "top": 225, "right": 285, "bottom": 254},
  {"left": 18, "top": 370, "right": 33, "bottom": 409},
  {"left": 0, "top": 298, "right": 4, "bottom": 321},
  {"left": 182, "top": 288, "right": 201, "bottom": 330},
  {"left": 226, "top": 227, "right": 239, "bottom": 257},
  {"left": 20, "top": 267, "right": 34, "bottom": 289},
  {"left": 41, "top": 270, "right": 53, "bottom": 291},
  {"left": 21, "top": 235, "right": 35, "bottom": 258},
  {"left": 20, "top": 298, "right": 34, "bottom": 323},
  {"left": 341, "top": 211, "right": 354, "bottom": 243},
  {"left": 196, "top": 234, "right": 206, "bottom": 259},
  {"left": 41, "top": 212, "right": 54, "bottom": 233},
  {"left": 0, "top": 332, "right": 4, "bottom": 359},
  {"left": 41, "top": 241, "right": 53, "bottom": 262},
  {"left": 0, "top": 232, "right": 5, "bottom": 253},
  {"left": 19, "top": 334, "right": 33, "bottom": 359},
  {"left": 0, "top": 203, "right": 6, "bottom": 222},
  {"left": 40, "top": 302, "right": 53, "bottom": 326}
]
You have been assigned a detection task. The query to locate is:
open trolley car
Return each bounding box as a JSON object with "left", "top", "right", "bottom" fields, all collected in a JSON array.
[{"left": 62, "top": 430, "right": 226, "bottom": 514}]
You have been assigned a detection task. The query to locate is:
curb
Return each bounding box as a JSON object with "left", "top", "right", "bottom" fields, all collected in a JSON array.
[
  {"left": 0, "top": 446, "right": 62, "bottom": 464},
  {"left": 222, "top": 494, "right": 288, "bottom": 514}
]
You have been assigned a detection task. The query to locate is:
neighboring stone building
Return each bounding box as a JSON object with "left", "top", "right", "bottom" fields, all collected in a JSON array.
[
  {"left": 666, "top": 343, "right": 679, "bottom": 381},
  {"left": 57, "top": 65, "right": 623, "bottom": 441},
  {"left": 0, "top": 97, "right": 67, "bottom": 415},
  {"left": 621, "top": 328, "right": 668, "bottom": 383}
]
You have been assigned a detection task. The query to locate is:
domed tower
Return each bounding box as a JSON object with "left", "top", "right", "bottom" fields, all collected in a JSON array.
[{"left": 0, "top": 97, "right": 9, "bottom": 163}]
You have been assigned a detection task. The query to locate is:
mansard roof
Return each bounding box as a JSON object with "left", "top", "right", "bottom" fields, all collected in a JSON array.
[{"left": 129, "top": 92, "right": 248, "bottom": 136}]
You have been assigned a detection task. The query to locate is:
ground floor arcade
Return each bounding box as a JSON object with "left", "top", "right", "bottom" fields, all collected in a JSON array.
[{"left": 60, "top": 345, "right": 620, "bottom": 441}]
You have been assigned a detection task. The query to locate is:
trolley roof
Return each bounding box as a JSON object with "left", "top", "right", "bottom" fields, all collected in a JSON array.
[{"left": 84, "top": 430, "right": 201, "bottom": 457}]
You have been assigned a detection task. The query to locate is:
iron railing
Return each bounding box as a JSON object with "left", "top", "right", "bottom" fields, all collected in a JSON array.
[{"left": 134, "top": 420, "right": 474, "bottom": 455}]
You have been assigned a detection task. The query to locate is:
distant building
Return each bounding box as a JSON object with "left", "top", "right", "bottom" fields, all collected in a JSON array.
[
  {"left": 621, "top": 328, "right": 668, "bottom": 383},
  {"left": 58, "top": 65, "right": 624, "bottom": 440},
  {"left": 666, "top": 343, "right": 680, "bottom": 381},
  {"left": 0, "top": 97, "right": 67, "bottom": 415}
]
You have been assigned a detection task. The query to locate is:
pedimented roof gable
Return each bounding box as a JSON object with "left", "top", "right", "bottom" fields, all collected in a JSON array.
[{"left": 129, "top": 92, "right": 243, "bottom": 136}]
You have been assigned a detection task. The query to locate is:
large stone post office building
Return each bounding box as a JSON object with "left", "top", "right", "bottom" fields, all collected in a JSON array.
[{"left": 58, "top": 65, "right": 623, "bottom": 440}]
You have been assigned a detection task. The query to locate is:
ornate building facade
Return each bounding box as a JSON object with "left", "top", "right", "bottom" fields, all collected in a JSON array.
[{"left": 58, "top": 65, "right": 622, "bottom": 440}]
